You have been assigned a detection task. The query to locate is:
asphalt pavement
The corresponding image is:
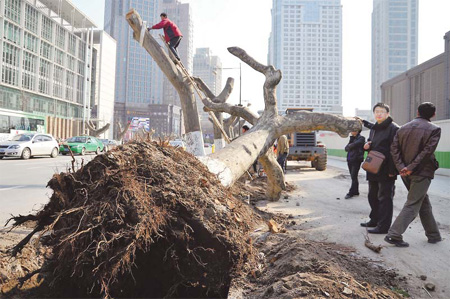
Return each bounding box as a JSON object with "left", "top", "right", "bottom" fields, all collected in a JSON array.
[{"left": 0, "top": 154, "right": 96, "bottom": 227}]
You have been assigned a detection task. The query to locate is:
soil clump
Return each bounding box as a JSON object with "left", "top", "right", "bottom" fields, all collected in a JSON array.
[{"left": 1, "top": 141, "right": 409, "bottom": 298}]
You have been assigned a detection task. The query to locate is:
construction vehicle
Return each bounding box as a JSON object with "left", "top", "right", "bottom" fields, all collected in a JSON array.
[{"left": 285, "top": 108, "right": 327, "bottom": 171}]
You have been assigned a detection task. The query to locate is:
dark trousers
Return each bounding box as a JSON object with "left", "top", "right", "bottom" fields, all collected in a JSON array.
[
  {"left": 347, "top": 161, "right": 362, "bottom": 195},
  {"left": 368, "top": 180, "right": 395, "bottom": 231},
  {"left": 277, "top": 153, "right": 288, "bottom": 173},
  {"left": 168, "top": 36, "right": 182, "bottom": 60},
  {"left": 387, "top": 175, "right": 441, "bottom": 241}
]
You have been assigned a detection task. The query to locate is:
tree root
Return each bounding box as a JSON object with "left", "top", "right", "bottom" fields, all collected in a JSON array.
[{"left": 364, "top": 234, "right": 382, "bottom": 253}]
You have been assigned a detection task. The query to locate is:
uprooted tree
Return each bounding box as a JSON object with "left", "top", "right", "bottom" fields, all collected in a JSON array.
[
  {"left": 85, "top": 120, "right": 111, "bottom": 137},
  {"left": 126, "top": 9, "right": 361, "bottom": 200}
]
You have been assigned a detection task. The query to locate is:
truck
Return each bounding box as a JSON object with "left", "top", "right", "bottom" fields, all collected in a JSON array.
[{"left": 285, "top": 108, "right": 327, "bottom": 171}]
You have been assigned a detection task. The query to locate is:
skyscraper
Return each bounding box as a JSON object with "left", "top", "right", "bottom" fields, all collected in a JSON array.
[
  {"left": 161, "top": 0, "right": 193, "bottom": 107},
  {"left": 193, "top": 48, "right": 222, "bottom": 137},
  {"left": 372, "top": 0, "right": 418, "bottom": 107},
  {"left": 104, "top": 0, "right": 193, "bottom": 128},
  {"left": 268, "top": 0, "right": 343, "bottom": 115},
  {"left": 104, "top": 0, "right": 160, "bottom": 126}
]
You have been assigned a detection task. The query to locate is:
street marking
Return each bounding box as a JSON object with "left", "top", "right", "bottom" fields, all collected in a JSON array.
[{"left": 0, "top": 185, "right": 25, "bottom": 191}]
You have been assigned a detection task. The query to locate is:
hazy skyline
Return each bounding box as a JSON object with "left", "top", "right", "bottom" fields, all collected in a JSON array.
[{"left": 72, "top": 0, "right": 450, "bottom": 116}]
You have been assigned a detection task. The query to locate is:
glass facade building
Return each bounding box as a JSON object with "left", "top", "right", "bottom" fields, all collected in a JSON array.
[
  {"left": 105, "top": 0, "right": 192, "bottom": 127},
  {"left": 268, "top": 0, "right": 343, "bottom": 114},
  {"left": 193, "top": 47, "right": 222, "bottom": 136},
  {"left": 0, "top": 0, "right": 96, "bottom": 137},
  {"left": 372, "top": 0, "right": 418, "bottom": 107}
]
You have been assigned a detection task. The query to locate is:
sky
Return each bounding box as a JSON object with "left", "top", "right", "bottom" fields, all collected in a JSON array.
[{"left": 72, "top": 0, "right": 450, "bottom": 116}]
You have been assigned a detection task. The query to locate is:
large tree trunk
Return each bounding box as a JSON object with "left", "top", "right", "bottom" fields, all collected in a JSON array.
[
  {"left": 126, "top": 10, "right": 205, "bottom": 156},
  {"left": 127, "top": 9, "right": 361, "bottom": 200},
  {"left": 198, "top": 47, "right": 361, "bottom": 195}
]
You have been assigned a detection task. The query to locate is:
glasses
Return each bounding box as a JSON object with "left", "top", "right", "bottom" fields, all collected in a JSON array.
[{"left": 374, "top": 110, "right": 388, "bottom": 115}]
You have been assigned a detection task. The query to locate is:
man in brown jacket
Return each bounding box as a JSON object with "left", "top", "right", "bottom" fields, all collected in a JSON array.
[{"left": 384, "top": 102, "right": 442, "bottom": 247}]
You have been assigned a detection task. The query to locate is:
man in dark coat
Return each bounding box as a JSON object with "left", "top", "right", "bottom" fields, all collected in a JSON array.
[
  {"left": 149, "top": 13, "right": 183, "bottom": 61},
  {"left": 360, "top": 103, "right": 399, "bottom": 234},
  {"left": 384, "top": 102, "right": 442, "bottom": 247},
  {"left": 344, "top": 130, "right": 365, "bottom": 199}
]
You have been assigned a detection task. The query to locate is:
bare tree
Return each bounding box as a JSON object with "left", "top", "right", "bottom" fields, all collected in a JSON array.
[
  {"left": 116, "top": 122, "right": 131, "bottom": 143},
  {"left": 126, "top": 10, "right": 205, "bottom": 156},
  {"left": 85, "top": 121, "right": 110, "bottom": 137},
  {"left": 126, "top": 10, "right": 361, "bottom": 200},
  {"left": 194, "top": 77, "right": 234, "bottom": 151},
  {"left": 197, "top": 47, "right": 361, "bottom": 199}
]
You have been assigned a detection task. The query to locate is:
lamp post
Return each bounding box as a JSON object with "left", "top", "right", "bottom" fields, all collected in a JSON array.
[{"left": 215, "top": 63, "right": 242, "bottom": 135}]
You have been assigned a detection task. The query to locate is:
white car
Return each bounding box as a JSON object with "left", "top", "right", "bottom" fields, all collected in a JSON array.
[
  {"left": 169, "top": 140, "right": 186, "bottom": 150},
  {"left": 0, "top": 133, "right": 59, "bottom": 160}
]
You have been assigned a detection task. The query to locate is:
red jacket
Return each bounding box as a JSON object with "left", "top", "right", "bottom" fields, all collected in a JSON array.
[{"left": 151, "top": 18, "right": 182, "bottom": 42}]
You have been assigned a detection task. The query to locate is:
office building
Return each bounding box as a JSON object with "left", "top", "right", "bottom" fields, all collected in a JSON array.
[
  {"left": 268, "top": 0, "right": 343, "bottom": 114},
  {"left": 372, "top": 0, "right": 418, "bottom": 107},
  {"left": 105, "top": 0, "right": 192, "bottom": 138},
  {"left": 381, "top": 30, "right": 450, "bottom": 125},
  {"left": 0, "top": 0, "right": 100, "bottom": 139},
  {"left": 161, "top": 0, "right": 193, "bottom": 107},
  {"left": 91, "top": 30, "right": 117, "bottom": 139},
  {"left": 193, "top": 48, "right": 222, "bottom": 137}
]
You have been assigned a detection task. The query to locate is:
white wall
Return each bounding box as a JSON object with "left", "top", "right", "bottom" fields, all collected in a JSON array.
[{"left": 95, "top": 31, "right": 117, "bottom": 140}]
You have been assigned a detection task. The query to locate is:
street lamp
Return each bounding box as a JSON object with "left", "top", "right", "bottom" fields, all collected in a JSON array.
[{"left": 215, "top": 63, "right": 242, "bottom": 135}]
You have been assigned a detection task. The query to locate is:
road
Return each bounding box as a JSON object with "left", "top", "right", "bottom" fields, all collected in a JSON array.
[
  {"left": 1, "top": 154, "right": 449, "bottom": 297},
  {"left": 259, "top": 158, "right": 450, "bottom": 298},
  {"left": 0, "top": 154, "right": 96, "bottom": 227}
]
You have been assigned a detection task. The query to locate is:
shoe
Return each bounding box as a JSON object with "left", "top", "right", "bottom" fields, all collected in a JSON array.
[
  {"left": 428, "top": 237, "right": 442, "bottom": 244},
  {"left": 360, "top": 221, "right": 377, "bottom": 228},
  {"left": 368, "top": 228, "right": 388, "bottom": 234},
  {"left": 384, "top": 236, "right": 409, "bottom": 247},
  {"left": 345, "top": 193, "right": 353, "bottom": 199}
]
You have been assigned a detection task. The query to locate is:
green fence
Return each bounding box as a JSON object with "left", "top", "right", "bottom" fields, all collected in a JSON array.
[{"left": 327, "top": 149, "right": 450, "bottom": 169}]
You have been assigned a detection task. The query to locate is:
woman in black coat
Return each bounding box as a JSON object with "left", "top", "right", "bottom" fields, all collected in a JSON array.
[
  {"left": 360, "top": 103, "right": 399, "bottom": 234},
  {"left": 344, "top": 131, "right": 365, "bottom": 199}
]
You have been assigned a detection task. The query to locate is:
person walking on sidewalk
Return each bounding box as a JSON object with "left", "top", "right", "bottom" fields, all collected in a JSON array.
[
  {"left": 384, "top": 102, "right": 442, "bottom": 247},
  {"left": 360, "top": 103, "right": 399, "bottom": 234},
  {"left": 277, "top": 134, "right": 289, "bottom": 173},
  {"left": 344, "top": 130, "right": 365, "bottom": 199},
  {"left": 149, "top": 13, "right": 183, "bottom": 61}
]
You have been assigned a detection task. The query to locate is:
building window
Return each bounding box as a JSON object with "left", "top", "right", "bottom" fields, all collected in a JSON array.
[
  {"left": 4, "top": 0, "right": 21, "bottom": 24},
  {"left": 53, "top": 66, "right": 64, "bottom": 98},
  {"left": 40, "top": 41, "right": 53, "bottom": 60},
  {"left": 39, "top": 59, "right": 51, "bottom": 94},
  {"left": 22, "top": 52, "right": 37, "bottom": 90},
  {"left": 55, "top": 49, "right": 65, "bottom": 66},
  {"left": 56, "top": 26, "right": 66, "bottom": 50},
  {"left": 4, "top": 21, "right": 21, "bottom": 44},
  {"left": 68, "top": 35, "right": 77, "bottom": 56},
  {"left": 41, "top": 16, "right": 53, "bottom": 42},
  {"left": 25, "top": 4, "right": 38, "bottom": 33},
  {"left": 2, "top": 42, "right": 20, "bottom": 85},
  {"left": 24, "top": 32, "right": 38, "bottom": 53},
  {"left": 65, "top": 71, "right": 74, "bottom": 101}
]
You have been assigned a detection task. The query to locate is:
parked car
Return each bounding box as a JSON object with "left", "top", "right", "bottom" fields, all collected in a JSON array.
[
  {"left": 0, "top": 133, "right": 59, "bottom": 160},
  {"left": 60, "top": 136, "right": 104, "bottom": 156},
  {"left": 169, "top": 140, "right": 186, "bottom": 150},
  {"left": 99, "top": 139, "right": 120, "bottom": 152},
  {"left": 204, "top": 143, "right": 215, "bottom": 154}
]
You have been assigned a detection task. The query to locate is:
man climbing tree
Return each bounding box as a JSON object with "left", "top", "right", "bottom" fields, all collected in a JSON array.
[{"left": 148, "top": 12, "right": 183, "bottom": 61}]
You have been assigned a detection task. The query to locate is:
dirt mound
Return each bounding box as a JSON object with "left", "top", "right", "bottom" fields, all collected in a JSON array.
[
  {"left": 234, "top": 233, "right": 407, "bottom": 298},
  {"left": 2, "top": 141, "right": 261, "bottom": 298}
]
